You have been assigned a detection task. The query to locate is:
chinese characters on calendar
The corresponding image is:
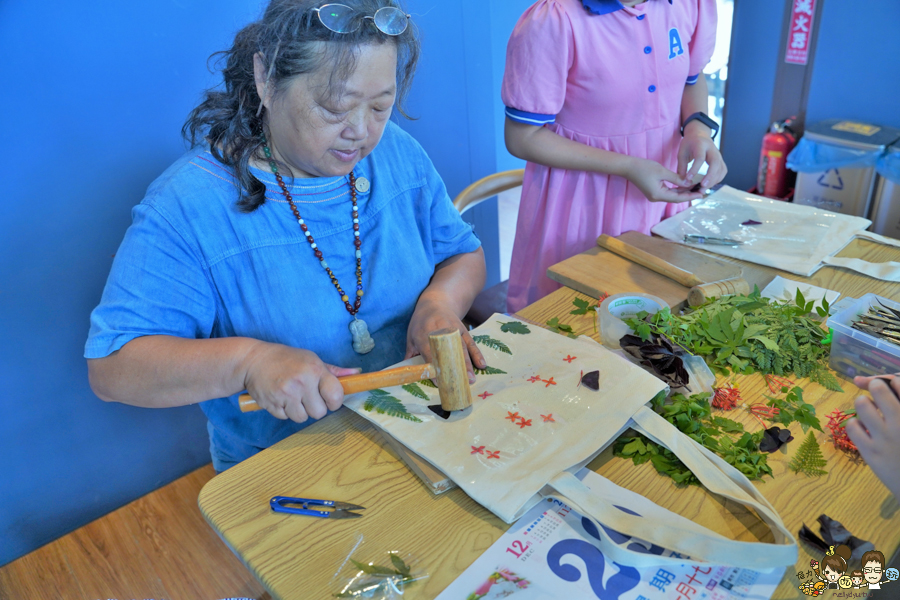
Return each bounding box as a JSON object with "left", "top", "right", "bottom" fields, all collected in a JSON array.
[{"left": 436, "top": 470, "right": 784, "bottom": 600}]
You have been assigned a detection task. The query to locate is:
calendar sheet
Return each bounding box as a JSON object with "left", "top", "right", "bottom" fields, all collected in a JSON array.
[{"left": 436, "top": 469, "right": 785, "bottom": 600}]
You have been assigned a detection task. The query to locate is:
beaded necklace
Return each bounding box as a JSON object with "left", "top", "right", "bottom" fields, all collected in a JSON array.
[{"left": 262, "top": 136, "right": 375, "bottom": 354}]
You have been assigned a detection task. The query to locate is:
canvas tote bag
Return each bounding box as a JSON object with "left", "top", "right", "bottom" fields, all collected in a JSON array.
[{"left": 344, "top": 315, "right": 797, "bottom": 569}]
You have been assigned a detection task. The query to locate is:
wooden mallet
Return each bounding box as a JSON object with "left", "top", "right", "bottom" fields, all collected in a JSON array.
[{"left": 237, "top": 328, "right": 473, "bottom": 414}]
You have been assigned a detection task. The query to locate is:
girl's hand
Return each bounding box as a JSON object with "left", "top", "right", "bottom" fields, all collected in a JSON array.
[
  {"left": 405, "top": 297, "right": 486, "bottom": 384},
  {"left": 846, "top": 375, "right": 900, "bottom": 499},
  {"left": 677, "top": 127, "right": 728, "bottom": 193},
  {"left": 242, "top": 342, "right": 360, "bottom": 422},
  {"left": 624, "top": 158, "right": 704, "bottom": 203}
]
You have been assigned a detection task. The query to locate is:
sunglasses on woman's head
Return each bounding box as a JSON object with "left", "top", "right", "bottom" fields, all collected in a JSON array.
[{"left": 313, "top": 3, "right": 410, "bottom": 36}]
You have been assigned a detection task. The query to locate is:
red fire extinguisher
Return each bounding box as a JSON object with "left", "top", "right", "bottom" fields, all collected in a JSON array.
[{"left": 757, "top": 118, "right": 797, "bottom": 199}]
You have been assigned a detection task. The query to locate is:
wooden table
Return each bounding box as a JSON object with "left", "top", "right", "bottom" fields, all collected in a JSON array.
[{"left": 199, "top": 238, "right": 900, "bottom": 600}]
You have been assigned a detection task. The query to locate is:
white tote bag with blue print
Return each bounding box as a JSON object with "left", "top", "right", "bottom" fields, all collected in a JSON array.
[{"left": 343, "top": 315, "right": 797, "bottom": 569}]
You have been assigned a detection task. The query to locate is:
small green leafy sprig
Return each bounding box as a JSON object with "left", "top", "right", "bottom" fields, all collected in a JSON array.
[
  {"left": 623, "top": 287, "right": 842, "bottom": 392},
  {"left": 764, "top": 385, "right": 823, "bottom": 433},
  {"left": 788, "top": 431, "right": 828, "bottom": 477},
  {"left": 546, "top": 317, "right": 578, "bottom": 339},
  {"left": 334, "top": 554, "right": 418, "bottom": 598},
  {"left": 769, "top": 386, "right": 820, "bottom": 430},
  {"left": 614, "top": 392, "right": 772, "bottom": 485},
  {"left": 570, "top": 297, "right": 599, "bottom": 315}
]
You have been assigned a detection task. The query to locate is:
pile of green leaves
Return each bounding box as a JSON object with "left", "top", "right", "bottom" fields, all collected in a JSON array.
[
  {"left": 614, "top": 392, "right": 772, "bottom": 485},
  {"left": 623, "top": 287, "right": 842, "bottom": 391},
  {"left": 765, "top": 385, "right": 823, "bottom": 433}
]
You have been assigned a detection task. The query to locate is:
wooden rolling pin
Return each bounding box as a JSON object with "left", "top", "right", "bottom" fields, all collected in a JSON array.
[
  {"left": 238, "top": 328, "right": 473, "bottom": 413},
  {"left": 597, "top": 234, "right": 750, "bottom": 306}
]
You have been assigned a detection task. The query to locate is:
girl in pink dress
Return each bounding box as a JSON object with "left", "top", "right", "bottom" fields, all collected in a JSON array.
[{"left": 503, "top": 0, "right": 727, "bottom": 311}]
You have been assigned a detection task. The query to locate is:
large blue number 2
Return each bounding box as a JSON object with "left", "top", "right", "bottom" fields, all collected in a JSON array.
[{"left": 547, "top": 540, "right": 640, "bottom": 599}]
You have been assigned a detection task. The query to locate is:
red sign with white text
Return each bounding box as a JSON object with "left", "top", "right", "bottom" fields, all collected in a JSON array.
[{"left": 785, "top": 0, "right": 816, "bottom": 65}]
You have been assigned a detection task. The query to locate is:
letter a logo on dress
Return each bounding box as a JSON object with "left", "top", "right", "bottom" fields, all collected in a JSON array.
[{"left": 668, "top": 28, "right": 684, "bottom": 59}]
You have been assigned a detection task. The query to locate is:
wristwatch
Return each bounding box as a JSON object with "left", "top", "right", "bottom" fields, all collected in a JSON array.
[{"left": 681, "top": 112, "right": 719, "bottom": 140}]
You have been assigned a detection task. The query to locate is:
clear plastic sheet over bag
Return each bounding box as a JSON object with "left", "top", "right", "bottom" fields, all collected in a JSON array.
[{"left": 651, "top": 185, "right": 872, "bottom": 277}]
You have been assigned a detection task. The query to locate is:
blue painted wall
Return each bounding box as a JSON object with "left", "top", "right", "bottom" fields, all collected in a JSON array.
[
  {"left": 719, "top": 0, "right": 785, "bottom": 192},
  {"left": 400, "top": 0, "right": 527, "bottom": 287},
  {"left": 806, "top": 2, "right": 900, "bottom": 131},
  {"left": 0, "top": 0, "right": 519, "bottom": 566}
]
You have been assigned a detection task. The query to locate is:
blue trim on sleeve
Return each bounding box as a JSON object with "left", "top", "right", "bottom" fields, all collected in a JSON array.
[
  {"left": 686, "top": 73, "right": 700, "bottom": 85},
  {"left": 505, "top": 107, "right": 556, "bottom": 126},
  {"left": 582, "top": 0, "right": 624, "bottom": 15},
  {"left": 582, "top": 0, "right": 672, "bottom": 13}
]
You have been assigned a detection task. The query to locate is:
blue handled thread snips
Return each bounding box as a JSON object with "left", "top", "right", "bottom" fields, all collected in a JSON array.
[{"left": 270, "top": 496, "right": 365, "bottom": 519}]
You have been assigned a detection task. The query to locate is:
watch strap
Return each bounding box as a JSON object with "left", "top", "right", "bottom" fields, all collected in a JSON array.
[{"left": 681, "top": 112, "right": 719, "bottom": 140}]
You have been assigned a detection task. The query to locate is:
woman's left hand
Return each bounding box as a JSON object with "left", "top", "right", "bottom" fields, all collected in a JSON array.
[
  {"left": 406, "top": 297, "right": 486, "bottom": 384},
  {"left": 677, "top": 125, "right": 728, "bottom": 193}
]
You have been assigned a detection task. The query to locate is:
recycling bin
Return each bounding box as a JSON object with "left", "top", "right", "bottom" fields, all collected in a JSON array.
[
  {"left": 787, "top": 119, "right": 900, "bottom": 218},
  {"left": 869, "top": 143, "right": 900, "bottom": 238}
]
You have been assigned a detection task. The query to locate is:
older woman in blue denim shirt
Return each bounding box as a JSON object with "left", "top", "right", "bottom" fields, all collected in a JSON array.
[{"left": 85, "top": 0, "right": 486, "bottom": 471}]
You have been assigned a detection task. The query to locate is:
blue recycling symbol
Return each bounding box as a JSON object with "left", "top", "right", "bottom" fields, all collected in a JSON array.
[{"left": 817, "top": 169, "right": 844, "bottom": 190}]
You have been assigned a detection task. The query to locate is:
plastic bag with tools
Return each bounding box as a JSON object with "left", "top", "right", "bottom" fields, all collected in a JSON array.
[{"left": 331, "top": 534, "right": 428, "bottom": 599}]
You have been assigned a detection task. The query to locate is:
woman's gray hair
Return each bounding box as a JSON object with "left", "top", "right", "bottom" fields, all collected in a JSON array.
[{"left": 183, "top": 0, "right": 419, "bottom": 211}]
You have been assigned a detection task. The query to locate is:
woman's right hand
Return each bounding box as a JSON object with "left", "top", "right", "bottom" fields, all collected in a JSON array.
[
  {"left": 624, "top": 158, "right": 705, "bottom": 203},
  {"left": 242, "top": 342, "right": 360, "bottom": 422}
]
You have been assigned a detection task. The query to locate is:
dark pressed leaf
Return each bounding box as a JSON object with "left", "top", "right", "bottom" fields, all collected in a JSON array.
[{"left": 581, "top": 370, "right": 600, "bottom": 391}]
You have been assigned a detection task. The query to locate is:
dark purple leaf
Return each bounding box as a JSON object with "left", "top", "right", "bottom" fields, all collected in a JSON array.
[
  {"left": 581, "top": 370, "right": 600, "bottom": 391},
  {"left": 742, "top": 219, "right": 762, "bottom": 226},
  {"left": 759, "top": 426, "right": 794, "bottom": 453}
]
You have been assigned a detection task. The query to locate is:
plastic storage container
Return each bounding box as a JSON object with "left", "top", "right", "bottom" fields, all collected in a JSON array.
[
  {"left": 788, "top": 119, "right": 900, "bottom": 218},
  {"left": 868, "top": 143, "right": 900, "bottom": 238},
  {"left": 828, "top": 293, "right": 900, "bottom": 378}
]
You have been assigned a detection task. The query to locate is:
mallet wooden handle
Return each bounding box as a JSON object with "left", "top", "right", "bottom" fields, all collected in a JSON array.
[
  {"left": 238, "top": 363, "right": 436, "bottom": 412},
  {"left": 597, "top": 234, "right": 705, "bottom": 288}
]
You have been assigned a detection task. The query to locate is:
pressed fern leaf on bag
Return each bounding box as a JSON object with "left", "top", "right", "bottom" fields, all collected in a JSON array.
[
  {"left": 472, "top": 335, "right": 512, "bottom": 355},
  {"left": 363, "top": 389, "right": 423, "bottom": 422},
  {"left": 474, "top": 365, "right": 507, "bottom": 375},
  {"left": 789, "top": 431, "right": 828, "bottom": 477},
  {"left": 401, "top": 383, "right": 430, "bottom": 401}
]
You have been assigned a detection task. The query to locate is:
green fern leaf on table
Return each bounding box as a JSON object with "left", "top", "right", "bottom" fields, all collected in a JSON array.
[{"left": 789, "top": 431, "right": 828, "bottom": 477}]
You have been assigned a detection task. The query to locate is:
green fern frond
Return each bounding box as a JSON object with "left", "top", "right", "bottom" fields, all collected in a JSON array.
[
  {"left": 363, "top": 392, "right": 423, "bottom": 423},
  {"left": 789, "top": 431, "right": 828, "bottom": 476},
  {"left": 472, "top": 334, "right": 512, "bottom": 355},
  {"left": 473, "top": 365, "right": 507, "bottom": 375},
  {"left": 401, "top": 383, "right": 430, "bottom": 401},
  {"left": 418, "top": 378, "right": 437, "bottom": 388},
  {"left": 812, "top": 367, "right": 844, "bottom": 392}
]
